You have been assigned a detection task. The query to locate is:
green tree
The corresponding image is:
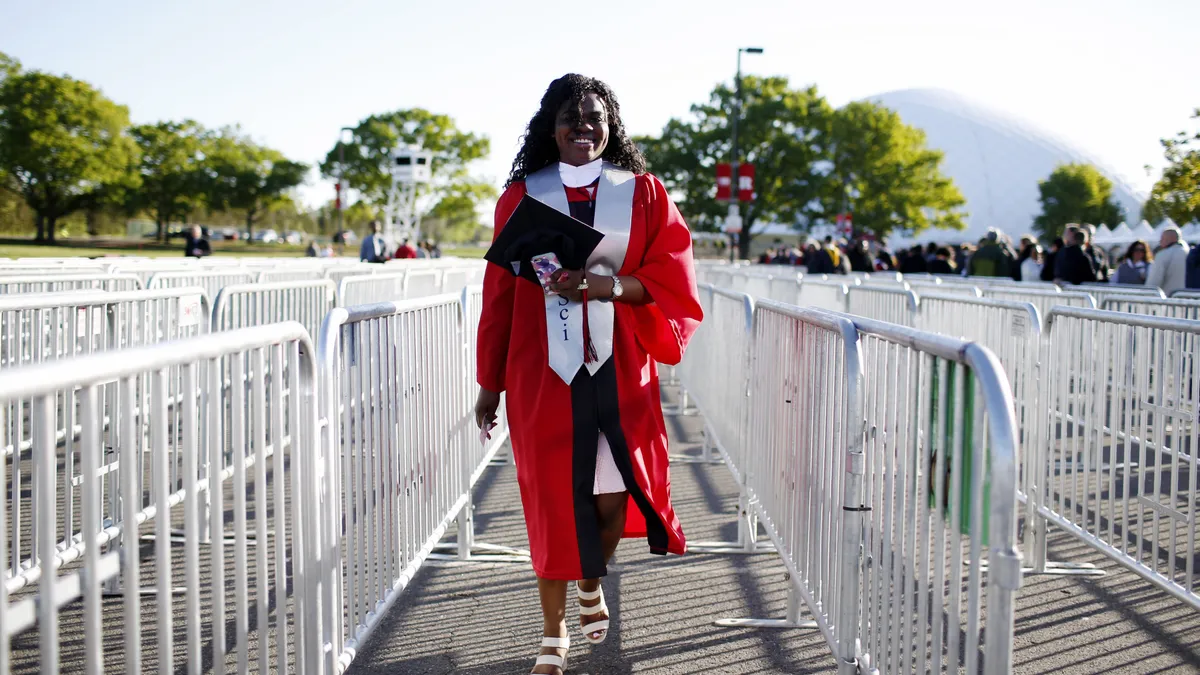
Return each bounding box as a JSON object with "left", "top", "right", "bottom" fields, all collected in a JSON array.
[
  {"left": 205, "top": 129, "right": 308, "bottom": 239},
  {"left": 825, "top": 101, "right": 966, "bottom": 240},
  {"left": 0, "top": 69, "right": 139, "bottom": 241},
  {"left": 0, "top": 51, "right": 19, "bottom": 83},
  {"left": 423, "top": 181, "right": 498, "bottom": 243},
  {"left": 130, "top": 120, "right": 210, "bottom": 241},
  {"left": 1033, "top": 163, "right": 1125, "bottom": 241},
  {"left": 636, "top": 76, "right": 834, "bottom": 258},
  {"left": 319, "top": 108, "right": 490, "bottom": 225},
  {"left": 1145, "top": 109, "right": 1200, "bottom": 226}
]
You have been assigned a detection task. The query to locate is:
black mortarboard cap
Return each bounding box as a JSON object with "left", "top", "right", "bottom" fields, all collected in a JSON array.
[{"left": 484, "top": 194, "right": 604, "bottom": 285}]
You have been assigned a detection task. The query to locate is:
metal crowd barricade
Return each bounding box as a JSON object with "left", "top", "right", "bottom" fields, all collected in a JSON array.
[
  {"left": 147, "top": 269, "right": 255, "bottom": 302},
  {"left": 741, "top": 273, "right": 774, "bottom": 300},
  {"left": 844, "top": 313, "right": 1022, "bottom": 675},
  {"left": 324, "top": 264, "right": 382, "bottom": 288},
  {"left": 0, "top": 274, "right": 142, "bottom": 294},
  {"left": 767, "top": 273, "right": 802, "bottom": 305},
  {"left": 0, "top": 322, "right": 320, "bottom": 673},
  {"left": 1080, "top": 282, "right": 1165, "bottom": 306},
  {"left": 1102, "top": 295, "right": 1200, "bottom": 321},
  {"left": 257, "top": 267, "right": 326, "bottom": 283},
  {"left": 1030, "top": 307, "right": 1200, "bottom": 612},
  {"left": 316, "top": 295, "right": 480, "bottom": 669},
  {"left": 337, "top": 272, "right": 407, "bottom": 307},
  {"left": 717, "top": 300, "right": 863, "bottom": 672},
  {"left": 797, "top": 279, "right": 850, "bottom": 313},
  {"left": 212, "top": 279, "right": 336, "bottom": 340},
  {"left": 404, "top": 269, "right": 443, "bottom": 299},
  {"left": 844, "top": 286, "right": 918, "bottom": 326},
  {"left": 0, "top": 288, "right": 211, "bottom": 594},
  {"left": 440, "top": 266, "right": 485, "bottom": 295},
  {"left": 983, "top": 287, "right": 1095, "bottom": 325},
  {"left": 908, "top": 279, "right": 981, "bottom": 298},
  {"left": 674, "top": 285, "right": 767, "bottom": 552}
]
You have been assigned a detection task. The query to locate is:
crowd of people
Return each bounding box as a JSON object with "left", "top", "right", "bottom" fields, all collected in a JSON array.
[
  {"left": 352, "top": 220, "right": 443, "bottom": 263},
  {"left": 755, "top": 223, "right": 1200, "bottom": 294}
]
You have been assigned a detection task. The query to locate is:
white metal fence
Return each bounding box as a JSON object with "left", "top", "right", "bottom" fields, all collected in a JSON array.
[
  {"left": 147, "top": 269, "right": 256, "bottom": 301},
  {"left": 845, "top": 286, "right": 918, "bottom": 327},
  {"left": 1028, "top": 307, "right": 1200, "bottom": 612},
  {"left": 337, "top": 273, "right": 407, "bottom": 307},
  {"left": 798, "top": 279, "right": 850, "bottom": 313},
  {"left": 212, "top": 279, "right": 336, "bottom": 339},
  {"left": 0, "top": 274, "right": 142, "bottom": 294},
  {"left": 316, "top": 295, "right": 478, "bottom": 669},
  {"left": 0, "top": 322, "right": 319, "bottom": 673},
  {"left": 680, "top": 285, "right": 1023, "bottom": 674},
  {"left": 1102, "top": 295, "right": 1200, "bottom": 321}
]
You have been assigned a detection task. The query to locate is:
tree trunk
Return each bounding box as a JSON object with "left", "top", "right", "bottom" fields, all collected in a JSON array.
[
  {"left": 34, "top": 213, "right": 45, "bottom": 242},
  {"left": 86, "top": 208, "right": 99, "bottom": 237},
  {"left": 245, "top": 210, "right": 255, "bottom": 243},
  {"left": 46, "top": 216, "right": 57, "bottom": 243},
  {"left": 738, "top": 228, "right": 755, "bottom": 260},
  {"left": 156, "top": 215, "right": 167, "bottom": 243}
]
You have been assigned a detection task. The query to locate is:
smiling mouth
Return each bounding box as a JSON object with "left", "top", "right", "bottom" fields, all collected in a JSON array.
[{"left": 571, "top": 137, "right": 594, "bottom": 146}]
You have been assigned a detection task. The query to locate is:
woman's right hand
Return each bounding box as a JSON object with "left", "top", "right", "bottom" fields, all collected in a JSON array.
[{"left": 475, "top": 388, "right": 501, "bottom": 432}]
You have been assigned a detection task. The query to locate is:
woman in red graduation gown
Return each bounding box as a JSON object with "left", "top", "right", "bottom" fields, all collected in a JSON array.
[{"left": 474, "top": 74, "right": 703, "bottom": 674}]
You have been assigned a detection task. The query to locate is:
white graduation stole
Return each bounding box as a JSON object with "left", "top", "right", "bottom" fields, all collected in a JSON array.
[{"left": 525, "top": 162, "right": 635, "bottom": 384}]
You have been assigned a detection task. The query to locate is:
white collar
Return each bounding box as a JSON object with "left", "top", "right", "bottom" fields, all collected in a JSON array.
[{"left": 558, "top": 159, "right": 603, "bottom": 188}]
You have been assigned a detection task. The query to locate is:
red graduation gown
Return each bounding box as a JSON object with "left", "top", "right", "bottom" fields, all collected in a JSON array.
[{"left": 477, "top": 172, "right": 703, "bottom": 580}]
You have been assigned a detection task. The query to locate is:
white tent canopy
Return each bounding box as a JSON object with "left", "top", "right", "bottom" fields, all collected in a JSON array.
[
  {"left": 1132, "top": 221, "right": 1157, "bottom": 242},
  {"left": 1106, "top": 222, "right": 1136, "bottom": 246},
  {"left": 1093, "top": 223, "right": 1114, "bottom": 245},
  {"left": 1182, "top": 222, "right": 1200, "bottom": 243}
]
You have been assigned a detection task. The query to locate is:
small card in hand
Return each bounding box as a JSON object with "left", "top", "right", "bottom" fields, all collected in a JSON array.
[{"left": 531, "top": 252, "right": 563, "bottom": 295}]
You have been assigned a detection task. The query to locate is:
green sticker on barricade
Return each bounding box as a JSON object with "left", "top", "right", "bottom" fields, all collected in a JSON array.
[{"left": 928, "top": 362, "right": 989, "bottom": 546}]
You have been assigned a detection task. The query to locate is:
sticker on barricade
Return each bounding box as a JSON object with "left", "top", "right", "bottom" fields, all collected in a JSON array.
[
  {"left": 178, "top": 294, "right": 203, "bottom": 327},
  {"left": 1011, "top": 311, "right": 1027, "bottom": 337},
  {"left": 75, "top": 307, "right": 104, "bottom": 338}
]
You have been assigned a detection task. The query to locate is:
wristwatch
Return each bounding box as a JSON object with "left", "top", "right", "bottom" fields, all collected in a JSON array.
[{"left": 610, "top": 275, "right": 624, "bottom": 299}]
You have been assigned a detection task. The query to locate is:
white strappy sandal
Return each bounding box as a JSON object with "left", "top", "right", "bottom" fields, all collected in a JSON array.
[
  {"left": 532, "top": 635, "right": 570, "bottom": 674},
  {"left": 577, "top": 584, "right": 610, "bottom": 644}
]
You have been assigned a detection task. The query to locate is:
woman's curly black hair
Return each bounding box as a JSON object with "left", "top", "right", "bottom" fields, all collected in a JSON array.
[{"left": 506, "top": 73, "right": 646, "bottom": 187}]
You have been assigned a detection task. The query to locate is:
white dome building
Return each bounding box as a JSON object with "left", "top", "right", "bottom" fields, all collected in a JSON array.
[{"left": 868, "top": 88, "right": 1144, "bottom": 245}]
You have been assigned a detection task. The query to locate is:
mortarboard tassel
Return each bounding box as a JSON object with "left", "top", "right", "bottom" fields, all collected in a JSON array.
[{"left": 582, "top": 286, "right": 598, "bottom": 364}]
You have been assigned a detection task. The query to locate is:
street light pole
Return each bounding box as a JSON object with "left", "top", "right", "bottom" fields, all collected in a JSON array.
[
  {"left": 337, "top": 126, "right": 354, "bottom": 241},
  {"left": 729, "top": 46, "right": 763, "bottom": 262}
]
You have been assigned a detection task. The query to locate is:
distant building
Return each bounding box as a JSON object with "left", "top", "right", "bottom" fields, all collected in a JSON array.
[{"left": 868, "top": 88, "right": 1144, "bottom": 244}]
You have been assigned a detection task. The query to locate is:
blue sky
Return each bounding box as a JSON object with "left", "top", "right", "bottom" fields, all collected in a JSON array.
[{"left": 3, "top": 0, "right": 1197, "bottom": 209}]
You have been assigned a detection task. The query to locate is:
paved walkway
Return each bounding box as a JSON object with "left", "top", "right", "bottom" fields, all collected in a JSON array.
[{"left": 349, "top": 387, "right": 1200, "bottom": 675}]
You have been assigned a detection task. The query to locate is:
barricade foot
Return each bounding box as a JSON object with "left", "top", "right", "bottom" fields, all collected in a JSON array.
[
  {"left": 667, "top": 454, "right": 723, "bottom": 465},
  {"left": 688, "top": 540, "right": 777, "bottom": 555},
  {"left": 712, "top": 618, "right": 819, "bottom": 629},
  {"left": 427, "top": 542, "right": 531, "bottom": 564},
  {"left": 1023, "top": 561, "right": 1106, "bottom": 577}
]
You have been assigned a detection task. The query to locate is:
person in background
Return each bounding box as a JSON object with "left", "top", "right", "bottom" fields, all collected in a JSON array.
[
  {"left": 1145, "top": 226, "right": 1190, "bottom": 294},
  {"left": 847, "top": 239, "right": 873, "bottom": 272},
  {"left": 1019, "top": 242, "right": 1042, "bottom": 281},
  {"left": 1040, "top": 237, "right": 1063, "bottom": 282},
  {"left": 320, "top": 243, "right": 333, "bottom": 258},
  {"left": 823, "top": 235, "right": 843, "bottom": 271},
  {"left": 806, "top": 241, "right": 834, "bottom": 274},
  {"left": 925, "top": 241, "right": 939, "bottom": 264},
  {"left": 1014, "top": 235, "right": 1036, "bottom": 280},
  {"left": 1054, "top": 227, "right": 1097, "bottom": 285},
  {"left": 1186, "top": 239, "right": 1200, "bottom": 289},
  {"left": 966, "top": 229, "right": 1013, "bottom": 277},
  {"left": 394, "top": 238, "right": 418, "bottom": 259},
  {"left": 426, "top": 240, "right": 443, "bottom": 258},
  {"left": 899, "top": 244, "right": 928, "bottom": 274},
  {"left": 1084, "top": 224, "right": 1110, "bottom": 282},
  {"left": 183, "top": 225, "right": 211, "bottom": 258},
  {"left": 359, "top": 220, "right": 388, "bottom": 263},
  {"left": 930, "top": 246, "right": 957, "bottom": 274},
  {"left": 757, "top": 248, "right": 775, "bottom": 265},
  {"left": 1112, "top": 240, "right": 1151, "bottom": 285},
  {"left": 954, "top": 244, "right": 972, "bottom": 273},
  {"left": 305, "top": 240, "right": 319, "bottom": 257},
  {"left": 874, "top": 248, "right": 898, "bottom": 271}
]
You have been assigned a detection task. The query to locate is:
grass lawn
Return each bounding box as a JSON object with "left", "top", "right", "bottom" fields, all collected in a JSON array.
[{"left": 0, "top": 239, "right": 489, "bottom": 260}]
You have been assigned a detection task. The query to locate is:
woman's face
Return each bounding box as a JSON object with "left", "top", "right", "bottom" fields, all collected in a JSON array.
[
  {"left": 1132, "top": 245, "right": 1145, "bottom": 261},
  {"left": 554, "top": 92, "right": 610, "bottom": 166}
]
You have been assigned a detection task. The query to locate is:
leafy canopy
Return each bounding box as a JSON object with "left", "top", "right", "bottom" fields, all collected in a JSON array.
[
  {"left": 1032, "top": 162, "right": 1125, "bottom": 241},
  {"left": 205, "top": 128, "right": 308, "bottom": 233},
  {"left": 1145, "top": 109, "right": 1200, "bottom": 226},
  {"left": 129, "top": 119, "right": 210, "bottom": 233}
]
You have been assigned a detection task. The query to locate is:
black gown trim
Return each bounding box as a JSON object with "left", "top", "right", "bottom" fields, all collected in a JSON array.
[{"left": 569, "top": 359, "right": 670, "bottom": 579}]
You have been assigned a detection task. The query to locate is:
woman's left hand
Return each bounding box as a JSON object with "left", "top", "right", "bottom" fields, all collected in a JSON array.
[{"left": 548, "top": 269, "right": 589, "bottom": 303}]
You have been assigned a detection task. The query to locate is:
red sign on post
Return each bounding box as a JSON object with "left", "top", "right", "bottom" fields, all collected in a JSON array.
[
  {"left": 836, "top": 212, "right": 853, "bottom": 237},
  {"left": 715, "top": 163, "right": 732, "bottom": 201},
  {"left": 738, "top": 163, "right": 755, "bottom": 202}
]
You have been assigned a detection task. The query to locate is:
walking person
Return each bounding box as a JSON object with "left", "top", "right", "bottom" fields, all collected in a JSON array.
[
  {"left": 183, "top": 225, "right": 211, "bottom": 258},
  {"left": 1146, "top": 226, "right": 1190, "bottom": 295},
  {"left": 359, "top": 220, "right": 388, "bottom": 263},
  {"left": 1112, "top": 240, "right": 1151, "bottom": 285},
  {"left": 1054, "top": 227, "right": 1097, "bottom": 285},
  {"left": 474, "top": 74, "right": 703, "bottom": 675}
]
